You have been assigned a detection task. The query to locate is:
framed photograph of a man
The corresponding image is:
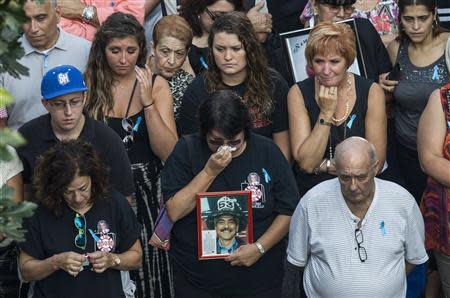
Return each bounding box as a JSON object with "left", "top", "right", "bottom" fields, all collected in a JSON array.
[
  {"left": 196, "top": 191, "right": 253, "bottom": 260},
  {"left": 280, "top": 18, "right": 367, "bottom": 84}
]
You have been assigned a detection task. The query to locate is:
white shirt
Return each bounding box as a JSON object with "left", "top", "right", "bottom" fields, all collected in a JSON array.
[{"left": 287, "top": 178, "right": 428, "bottom": 298}]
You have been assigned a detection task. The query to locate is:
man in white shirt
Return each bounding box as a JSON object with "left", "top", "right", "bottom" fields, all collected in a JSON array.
[{"left": 285, "top": 137, "right": 428, "bottom": 297}]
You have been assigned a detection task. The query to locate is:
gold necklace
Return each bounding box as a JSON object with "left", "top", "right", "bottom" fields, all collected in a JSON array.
[{"left": 332, "top": 74, "right": 352, "bottom": 124}]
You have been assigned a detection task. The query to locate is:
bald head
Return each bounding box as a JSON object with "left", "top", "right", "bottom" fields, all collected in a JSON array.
[{"left": 335, "top": 137, "right": 378, "bottom": 170}]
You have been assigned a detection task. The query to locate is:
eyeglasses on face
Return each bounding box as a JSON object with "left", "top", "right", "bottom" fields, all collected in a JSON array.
[
  {"left": 121, "top": 118, "right": 134, "bottom": 151},
  {"left": 205, "top": 7, "right": 226, "bottom": 21},
  {"left": 74, "top": 213, "right": 86, "bottom": 250},
  {"left": 207, "top": 138, "right": 242, "bottom": 147},
  {"left": 323, "top": 3, "right": 354, "bottom": 13},
  {"left": 49, "top": 98, "right": 84, "bottom": 110},
  {"left": 354, "top": 228, "right": 367, "bottom": 262}
]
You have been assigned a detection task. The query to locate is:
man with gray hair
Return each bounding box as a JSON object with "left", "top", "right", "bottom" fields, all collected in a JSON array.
[
  {"left": 285, "top": 137, "right": 428, "bottom": 297},
  {"left": 0, "top": 0, "right": 90, "bottom": 130}
]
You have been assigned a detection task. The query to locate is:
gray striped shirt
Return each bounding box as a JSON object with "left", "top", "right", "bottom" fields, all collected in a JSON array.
[{"left": 287, "top": 178, "right": 428, "bottom": 297}]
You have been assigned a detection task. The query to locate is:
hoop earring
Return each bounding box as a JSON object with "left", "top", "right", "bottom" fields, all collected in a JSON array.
[{"left": 432, "top": 18, "right": 438, "bottom": 31}]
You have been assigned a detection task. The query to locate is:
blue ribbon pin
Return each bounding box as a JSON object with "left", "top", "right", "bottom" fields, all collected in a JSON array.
[
  {"left": 447, "top": 121, "right": 450, "bottom": 128},
  {"left": 432, "top": 65, "right": 439, "bottom": 81},
  {"left": 88, "top": 229, "right": 101, "bottom": 242},
  {"left": 262, "top": 168, "right": 271, "bottom": 183},
  {"left": 199, "top": 56, "right": 209, "bottom": 70},
  {"left": 133, "top": 116, "right": 142, "bottom": 132},
  {"left": 380, "top": 221, "right": 387, "bottom": 236},
  {"left": 347, "top": 114, "right": 356, "bottom": 129}
]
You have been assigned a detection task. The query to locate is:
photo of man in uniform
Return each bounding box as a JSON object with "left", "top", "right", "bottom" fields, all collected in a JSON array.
[
  {"left": 205, "top": 196, "right": 248, "bottom": 255},
  {"left": 214, "top": 213, "right": 243, "bottom": 254}
]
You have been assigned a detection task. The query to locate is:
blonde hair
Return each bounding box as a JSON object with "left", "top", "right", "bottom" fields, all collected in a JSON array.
[
  {"left": 152, "top": 15, "right": 193, "bottom": 49},
  {"left": 305, "top": 22, "right": 356, "bottom": 68}
]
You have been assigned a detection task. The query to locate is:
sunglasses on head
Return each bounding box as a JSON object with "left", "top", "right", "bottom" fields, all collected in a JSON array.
[{"left": 74, "top": 213, "right": 86, "bottom": 250}]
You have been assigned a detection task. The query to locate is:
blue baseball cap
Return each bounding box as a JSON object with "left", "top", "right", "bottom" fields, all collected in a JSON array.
[{"left": 41, "top": 65, "right": 88, "bottom": 100}]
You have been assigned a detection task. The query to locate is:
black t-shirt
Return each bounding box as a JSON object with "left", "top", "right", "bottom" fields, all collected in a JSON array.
[
  {"left": 188, "top": 45, "right": 209, "bottom": 76},
  {"left": 17, "top": 114, "right": 135, "bottom": 196},
  {"left": 355, "top": 18, "right": 392, "bottom": 81},
  {"left": 161, "top": 133, "right": 299, "bottom": 296},
  {"left": 177, "top": 70, "right": 290, "bottom": 138},
  {"left": 19, "top": 190, "right": 141, "bottom": 298}
]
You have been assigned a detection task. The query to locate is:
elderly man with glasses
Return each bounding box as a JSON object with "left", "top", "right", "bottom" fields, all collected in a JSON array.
[{"left": 284, "top": 137, "right": 427, "bottom": 298}]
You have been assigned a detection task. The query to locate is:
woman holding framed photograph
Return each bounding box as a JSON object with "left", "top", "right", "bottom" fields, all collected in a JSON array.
[{"left": 162, "top": 90, "right": 299, "bottom": 298}]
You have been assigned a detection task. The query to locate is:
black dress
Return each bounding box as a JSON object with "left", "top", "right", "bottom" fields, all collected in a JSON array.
[
  {"left": 293, "top": 74, "right": 371, "bottom": 196},
  {"left": 107, "top": 78, "right": 174, "bottom": 298}
]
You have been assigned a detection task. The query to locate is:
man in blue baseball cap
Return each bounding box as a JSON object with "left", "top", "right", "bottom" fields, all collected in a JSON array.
[
  {"left": 17, "top": 65, "right": 135, "bottom": 203},
  {"left": 0, "top": 0, "right": 91, "bottom": 130}
]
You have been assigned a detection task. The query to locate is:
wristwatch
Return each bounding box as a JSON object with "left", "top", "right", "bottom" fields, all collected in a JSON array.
[
  {"left": 112, "top": 254, "right": 121, "bottom": 266},
  {"left": 82, "top": 5, "right": 96, "bottom": 23},
  {"left": 319, "top": 118, "right": 333, "bottom": 126},
  {"left": 255, "top": 242, "right": 265, "bottom": 255}
]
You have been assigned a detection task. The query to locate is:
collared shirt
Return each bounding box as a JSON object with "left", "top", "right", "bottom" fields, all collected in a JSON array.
[
  {"left": 59, "top": 0, "right": 145, "bottom": 41},
  {"left": 17, "top": 113, "right": 135, "bottom": 197},
  {"left": 287, "top": 178, "right": 428, "bottom": 298},
  {"left": 0, "top": 29, "right": 91, "bottom": 130},
  {"left": 216, "top": 237, "right": 240, "bottom": 254}
]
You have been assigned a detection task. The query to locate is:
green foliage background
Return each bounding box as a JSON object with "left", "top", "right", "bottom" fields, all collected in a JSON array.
[{"left": 0, "top": 0, "right": 37, "bottom": 242}]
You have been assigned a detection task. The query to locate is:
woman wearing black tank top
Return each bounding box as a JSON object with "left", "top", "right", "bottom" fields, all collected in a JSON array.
[
  {"left": 84, "top": 13, "right": 178, "bottom": 298},
  {"left": 288, "top": 22, "right": 386, "bottom": 197}
]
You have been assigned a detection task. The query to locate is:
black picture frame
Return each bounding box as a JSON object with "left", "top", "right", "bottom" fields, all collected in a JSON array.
[{"left": 279, "top": 18, "right": 367, "bottom": 84}]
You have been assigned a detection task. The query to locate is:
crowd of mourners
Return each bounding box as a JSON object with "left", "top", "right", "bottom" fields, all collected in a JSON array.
[{"left": 0, "top": 0, "right": 449, "bottom": 297}]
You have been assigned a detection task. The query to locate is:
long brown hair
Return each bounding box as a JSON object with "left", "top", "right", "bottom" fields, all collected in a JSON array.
[
  {"left": 84, "top": 12, "right": 147, "bottom": 122},
  {"left": 204, "top": 11, "right": 274, "bottom": 121}
]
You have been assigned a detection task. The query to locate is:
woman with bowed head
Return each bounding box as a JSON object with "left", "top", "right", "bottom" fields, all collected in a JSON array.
[
  {"left": 161, "top": 90, "right": 299, "bottom": 297},
  {"left": 84, "top": 12, "right": 178, "bottom": 298},
  {"left": 147, "top": 15, "right": 195, "bottom": 121},
  {"left": 178, "top": 11, "right": 291, "bottom": 161},
  {"left": 288, "top": 21, "right": 386, "bottom": 197},
  {"left": 19, "top": 140, "right": 142, "bottom": 298},
  {"left": 179, "top": 0, "right": 243, "bottom": 75}
]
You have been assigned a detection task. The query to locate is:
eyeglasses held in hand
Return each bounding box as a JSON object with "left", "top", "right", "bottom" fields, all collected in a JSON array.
[
  {"left": 355, "top": 228, "right": 367, "bottom": 262},
  {"left": 74, "top": 213, "right": 87, "bottom": 250}
]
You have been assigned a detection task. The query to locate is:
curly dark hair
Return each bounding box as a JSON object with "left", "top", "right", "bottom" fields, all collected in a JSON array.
[
  {"left": 33, "top": 140, "right": 109, "bottom": 217},
  {"left": 397, "top": 0, "right": 446, "bottom": 41},
  {"left": 84, "top": 12, "right": 147, "bottom": 122},
  {"left": 204, "top": 11, "right": 274, "bottom": 121},
  {"left": 179, "top": 0, "right": 243, "bottom": 37}
]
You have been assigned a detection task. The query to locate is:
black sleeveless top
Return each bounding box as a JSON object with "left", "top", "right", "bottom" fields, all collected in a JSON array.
[
  {"left": 107, "top": 76, "right": 158, "bottom": 164},
  {"left": 294, "top": 74, "right": 373, "bottom": 196}
]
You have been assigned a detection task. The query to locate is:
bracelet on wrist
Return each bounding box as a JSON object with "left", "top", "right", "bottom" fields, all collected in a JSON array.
[
  {"left": 313, "top": 159, "right": 327, "bottom": 175},
  {"left": 143, "top": 102, "right": 154, "bottom": 110},
  {"left": 326, "top": 159, "right": 331, "bottom": 173}
]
